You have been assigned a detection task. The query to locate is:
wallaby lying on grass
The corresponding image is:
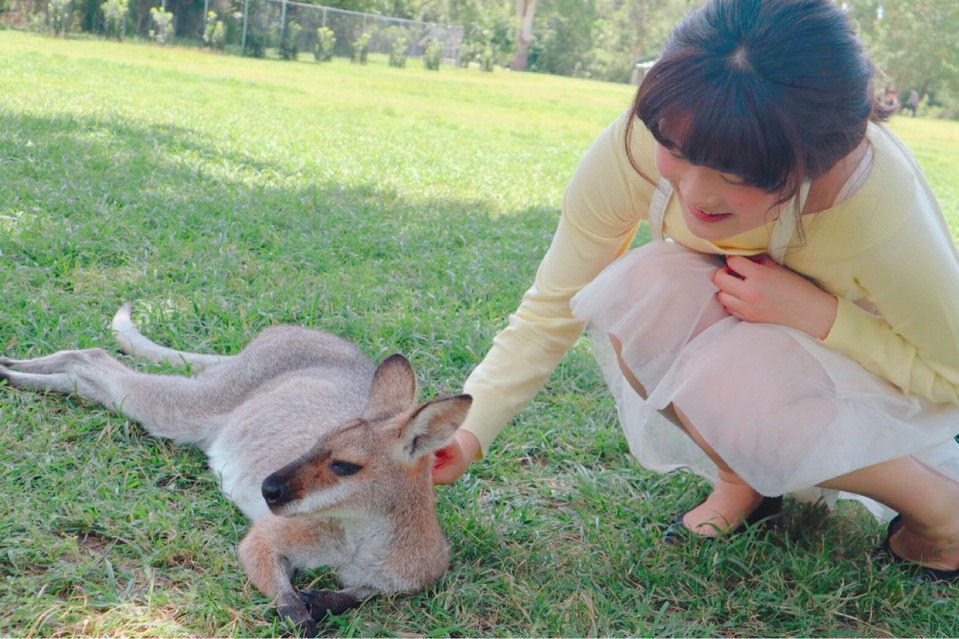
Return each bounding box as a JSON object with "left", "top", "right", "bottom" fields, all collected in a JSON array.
[{"left": 0, "top": 303, "right": 471, "bottom": 636}]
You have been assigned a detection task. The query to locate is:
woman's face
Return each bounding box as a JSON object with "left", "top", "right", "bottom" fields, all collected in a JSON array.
[{"left": 654, "top": 141, "right": 785, "bottom": 243}]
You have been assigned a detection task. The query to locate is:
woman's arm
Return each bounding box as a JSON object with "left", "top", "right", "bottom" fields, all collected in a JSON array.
[
  {"left": 822, "top": 217, "right": 959, "bottom": 405},
  {"left": 434, "top": 112, "right": 659, "bottom": 481}
]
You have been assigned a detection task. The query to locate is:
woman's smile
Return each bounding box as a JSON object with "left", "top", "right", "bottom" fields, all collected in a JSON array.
[{"left": 688, "top": 205, "right": 733, "bottom": 223}]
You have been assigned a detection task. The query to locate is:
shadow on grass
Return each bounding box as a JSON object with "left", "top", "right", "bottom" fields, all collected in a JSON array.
[{"left": 0, "top": 107, "right": 561, "bottom": 379}]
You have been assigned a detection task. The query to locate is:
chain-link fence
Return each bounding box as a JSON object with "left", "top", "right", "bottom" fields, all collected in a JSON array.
[
  {"left": 235, "top": 0, "right": 463, "bottom": 64},
  {"left": 2, "top": 0, "right": 462, "bottom": 64}
]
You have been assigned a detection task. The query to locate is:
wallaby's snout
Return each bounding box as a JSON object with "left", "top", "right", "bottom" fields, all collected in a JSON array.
[
  {"left": 261, "top": 469, "right": 296, "bottom": 509},
  {"left": 262, "top": 446, "right": 336, "bottom": 510},
  {"left": 259, "top": 418, "right": 377, "bottom": 518},
  {"left": 261, "top": 445, "right": 362, "bottom": 515}
]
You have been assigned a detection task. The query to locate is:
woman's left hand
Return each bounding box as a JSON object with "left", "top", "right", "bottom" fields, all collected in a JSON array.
[{"left": 712, "top": 255, "right": 838, "bottom": 339}]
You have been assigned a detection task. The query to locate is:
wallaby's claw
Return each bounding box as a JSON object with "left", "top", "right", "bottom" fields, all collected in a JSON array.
[
  {"left": 300, "top": 588, "right": 360, "bottom": 620},
  {"left": 275, "top": 600, "right": 319, "bottom": 638},
  {"left": 294, "top": 617, "right": 319, "bottom": 638}
]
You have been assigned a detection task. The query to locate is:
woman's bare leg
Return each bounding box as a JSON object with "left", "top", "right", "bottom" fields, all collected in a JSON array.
[
  {"left": 611, "top": 336, "right": 765, "bottom": 536},
  {"left": 820, "top": 458, "right": 959, "bottom": 571}
]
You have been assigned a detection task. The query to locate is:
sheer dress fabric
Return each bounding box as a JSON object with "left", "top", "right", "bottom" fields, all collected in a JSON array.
[{"left": 570, "top": 239, "right": 959, "bottom": 521}]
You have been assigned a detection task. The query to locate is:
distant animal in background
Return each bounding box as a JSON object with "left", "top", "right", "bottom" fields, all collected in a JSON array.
[{"left": 0, "top": 303, "right": 472, "bottom": 636}]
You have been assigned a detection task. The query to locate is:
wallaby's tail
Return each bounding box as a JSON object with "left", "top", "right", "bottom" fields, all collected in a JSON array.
[{"left": 111, "top": 302, "right": 229, "bottom": 371}]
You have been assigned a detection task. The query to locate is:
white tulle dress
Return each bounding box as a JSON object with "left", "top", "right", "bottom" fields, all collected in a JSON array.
[{"left": 569, "top": 182, "right": 959, "bottom": 521}]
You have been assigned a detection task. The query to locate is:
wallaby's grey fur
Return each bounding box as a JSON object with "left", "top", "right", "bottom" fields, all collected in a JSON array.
[{"left": 0, "top": 303, "right": 472, "bottom": 636}]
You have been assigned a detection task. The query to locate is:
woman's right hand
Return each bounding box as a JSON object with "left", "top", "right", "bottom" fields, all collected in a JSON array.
[{"left": 432, "top": 428, "right": 481, "bottom": 484}]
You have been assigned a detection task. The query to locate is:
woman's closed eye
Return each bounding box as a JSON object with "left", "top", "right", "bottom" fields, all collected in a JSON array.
[{"left": 720, "top": 173, "right": 748, "bottom": 186}]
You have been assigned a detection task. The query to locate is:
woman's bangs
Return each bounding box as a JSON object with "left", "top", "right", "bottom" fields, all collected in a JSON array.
[
  {"left": 638, "top": 60, "right": 796, "bottom": 196},
  {"left": 681, "top": 97, "right": 793, "bottom": 194}
]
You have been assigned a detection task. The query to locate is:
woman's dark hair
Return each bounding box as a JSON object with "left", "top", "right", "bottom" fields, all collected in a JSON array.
[{"left": 628, "top": 0, "right": 887, "bottom": 201}]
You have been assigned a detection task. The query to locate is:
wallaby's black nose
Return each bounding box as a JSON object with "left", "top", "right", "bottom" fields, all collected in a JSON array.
[{"left": 261, "top": 474, "right": 289, "bottom": 506}]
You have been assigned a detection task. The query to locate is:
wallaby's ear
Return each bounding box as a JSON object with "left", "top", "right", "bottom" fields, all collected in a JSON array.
[
  {"left": 364, "top": 354, "right": 416, "bottom": 420},
  {"left": 398, "top": 394, "right": 472, "bottom": 462}
]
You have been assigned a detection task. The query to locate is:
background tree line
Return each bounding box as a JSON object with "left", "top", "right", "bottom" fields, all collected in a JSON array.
[{"left": 2, "top": 0, "right": 957, "bottom": 116}]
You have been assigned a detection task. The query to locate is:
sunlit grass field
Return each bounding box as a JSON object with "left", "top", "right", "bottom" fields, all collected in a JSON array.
[{"left": 1, "top": 28, "right": 958, "bottom": 637}]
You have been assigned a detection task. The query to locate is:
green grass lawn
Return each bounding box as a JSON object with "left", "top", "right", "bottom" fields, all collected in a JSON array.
[{"left": 1, "top": 29, "right": 958, "bottom": 637}]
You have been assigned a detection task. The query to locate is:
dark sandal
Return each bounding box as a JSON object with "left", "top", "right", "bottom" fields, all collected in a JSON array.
[
  {"left": 664, "top": 495, "right": 783, "bottom": 544},
  {"left": 871, "top": 514, "right": 959, "bottom": 583}
]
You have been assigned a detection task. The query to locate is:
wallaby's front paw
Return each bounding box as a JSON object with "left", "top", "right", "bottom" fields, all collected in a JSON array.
[{"left": 299, "top": 588, "right": 360, "bottom": 620}]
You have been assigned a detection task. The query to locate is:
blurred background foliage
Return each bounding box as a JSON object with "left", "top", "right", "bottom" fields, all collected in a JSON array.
[{"left": 1, "top": 0, "right": 957, "bottom": 116}]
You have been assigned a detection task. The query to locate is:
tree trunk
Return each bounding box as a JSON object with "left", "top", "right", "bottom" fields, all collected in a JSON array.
[{"left": 509, "top": 0, "right": 537, "bottom": 71}]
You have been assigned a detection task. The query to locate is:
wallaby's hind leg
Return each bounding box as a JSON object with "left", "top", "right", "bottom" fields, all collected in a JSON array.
[
  {"left": 1, "top": 349, "right": 223, "bottom": 447},
  {"left": 1, "top": 349, "right": 131, "bottom": 399}
]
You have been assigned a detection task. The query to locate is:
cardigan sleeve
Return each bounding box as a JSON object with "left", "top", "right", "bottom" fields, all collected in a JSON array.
[
  {"left": 821, "top": 189, "right": 959, "bottom": 405},
  {"left": 817, "top": 126, "right": 959, "bottom": 404},
  {"left": 461, "top": 111, "right": 659, "bottom": 455}
]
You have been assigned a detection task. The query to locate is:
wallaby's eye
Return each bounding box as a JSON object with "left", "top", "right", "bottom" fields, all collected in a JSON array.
[{"left": 329, "top": 460, "right": 362, "bottom": 477}]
